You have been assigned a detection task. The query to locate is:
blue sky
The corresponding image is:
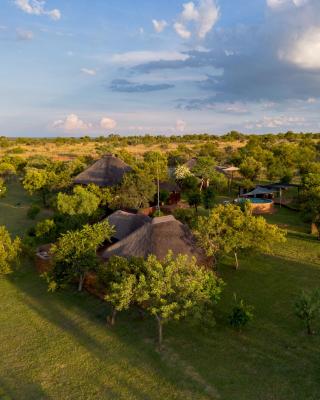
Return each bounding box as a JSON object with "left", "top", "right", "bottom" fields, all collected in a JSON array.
[{"left": 1, "top": 0, "right": 320, "bottom": 136}]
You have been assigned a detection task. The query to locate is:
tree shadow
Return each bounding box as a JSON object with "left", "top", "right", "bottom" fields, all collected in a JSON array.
[{"left": 7, "top": 265, "right": 216, "bottom": 399}]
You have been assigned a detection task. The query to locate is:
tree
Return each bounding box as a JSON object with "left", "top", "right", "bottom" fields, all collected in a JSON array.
[
  {"left": 295, "top": 289, "right": 320, "bottom": 335},
  {"left": 0, "top": 162, "right": 16, "bottom": 181},
  {"left": 195, "top": 204, "right": 286, "bottom": 269},
  {"left": 0, "top": 178, "right": 7, "bottom": 198},
  {"left": 191, "top": 156, "right": 216, "bottom": 190},
  {"left": 57, "top": 186, "right": 101, "bottom": 216},
  {"left": 228, "top": 295, "right": 254, "bottom": 331},
  {"left": 239, "top": 157, "right": 263, "bottom": 181},
  {"left": 51, "top": 220, "right": 114, "bottom": 291},
  {"left": 175, "top": 165, "right": 193, "bottom": 181},
  {"left": 300, "top": 173, "right": 320, "bottom": 239},
  {"left": 202, "top": 186, "right": 215, "bottom": 209},
  {"left": 99, "top": 256, "right": 146, "bottom": 325},
  {"left": 112, "top": 172, "right": 156, "bottom": 210},
  {"left": 187, "top": 190, "right": 202, "bottom": 212},
  {"left": 0, "top": 226, "right": 21, "bottom": 275},
  {"left": 139, "top": 252, "right": 223, "bottom": 348}
]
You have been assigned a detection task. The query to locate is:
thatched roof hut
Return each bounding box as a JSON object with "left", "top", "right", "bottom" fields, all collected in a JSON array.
[
  {"left": 107, "top": 210, "right": 151, "bottom": 241},
  {"left": 184, "top": 158, "right": 198, "bottom": 170},
  {"left": 74, "top": 154, "right": 132, "bottom": 187},
  {"left": 102, "top": 215, "right": 210, "bottom": 266}
]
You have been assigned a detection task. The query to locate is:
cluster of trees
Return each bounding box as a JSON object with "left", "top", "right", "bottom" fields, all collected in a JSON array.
[
  {"left": 0, "top": 226, "right": 21, "bottom": 275},
  {"left": 195, "top": 203, "right": 286, "bottom": 269}
]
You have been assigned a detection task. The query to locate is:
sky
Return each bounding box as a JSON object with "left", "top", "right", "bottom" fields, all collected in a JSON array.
[{"left": 1, "top": 0, "right": 320, "bottom": 137}]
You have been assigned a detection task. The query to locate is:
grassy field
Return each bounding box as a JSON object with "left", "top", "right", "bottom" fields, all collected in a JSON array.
[{"left": 1, "top": 184, "right": 320, "bottom": 399}]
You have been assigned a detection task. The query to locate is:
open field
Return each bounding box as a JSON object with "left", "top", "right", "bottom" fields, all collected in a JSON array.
[
  {"left": 0, "top": 140, "right": 246, "bottom": 161},
  {"left": 1, "top": 183, "right": 320, "bottom": 400}
]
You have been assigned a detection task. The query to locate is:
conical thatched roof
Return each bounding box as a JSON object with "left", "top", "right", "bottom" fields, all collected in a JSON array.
[
  {"left": 184, "top": 158, "right": 198, "bottom": 170},
  {"left": 107, "top": 210, "right": 151, "bottom": 241},
  {"left": 102, "top": 215, "right": 210, "bottom": 266},
  {"left": 74, "top": 155, "right": 132, "bottom": 187}
]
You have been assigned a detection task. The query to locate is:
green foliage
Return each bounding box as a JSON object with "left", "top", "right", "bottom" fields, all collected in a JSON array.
[
  {"left": 50, "top": 220, "right": 114, "bottom": 291},
  {"left": 141, "top": 252, "right": 223, "bottom": 347},
  {"left": 239, "top": 157, "right": 263, "bottom": 181},
  {"left": 187, "top": 190, "right": 202, "bottom": 211},
  {"left": 112, "top": 172, "right": 156, "bottom": 209},
  {"left": 27, "top": 204, "right": 41, "bottom": 220},
  {"left": 295, "top": 289, "right": 320, "bottom": 335},
  {"left": 229, "top": 295, "right": 254, "bottom": 331},
  {"left": 0, "top": 226, "right": 21, "bottom": 275},
  {"left": 57, "top": 186, "right": 101, "bottom": 216},
  {"left": 159, "top": 189, "right": 170, "bottom": 204},
  {"left": 35, "top": 219, "right": 56, "bottom": 239},
  {"left": 0, "top": 178, "right": 7, "bottom": 198},
  {"left": 195, "top": 204, "right": 286, "bottom": 268},
  {"left": 300, "top": 173, "right": 320, "bottom": 236},
  {"left": 0, "top": 162, "right": 16, "bottom": 179},
  {"left": 202, "top": 186, "right": 215, "bottom": 209},
  {"left": 175, "top": 165, "right": 193, "bottom": 181}
]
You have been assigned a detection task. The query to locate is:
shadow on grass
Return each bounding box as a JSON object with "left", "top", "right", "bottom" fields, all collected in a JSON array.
[
  {"left": 0, "top": 377, "right": 51, "bottom": 400},
  {"left": 7, "top": 263, "right": 214, "bottom": 400}
]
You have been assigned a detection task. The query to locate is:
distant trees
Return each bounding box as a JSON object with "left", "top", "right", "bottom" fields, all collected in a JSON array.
[
  {"left": 0, "top": 226, "right": 21, "bottom": 275},
  {"left": 50, "top": 220, "right": 114, "bottom": 292},
  {"left": 195, "top": 204, "right": 286, "bottom": 269}
]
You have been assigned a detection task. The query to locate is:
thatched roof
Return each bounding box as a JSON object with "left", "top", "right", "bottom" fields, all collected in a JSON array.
[
  {"left": 241, "top": 186, "right": 275, "bottom": 197},
  {"left": 102, "top": 215, "right": 210, "bottom": 266},
  {"left": 159, "top": 181, "right": 181, "bottom": 193},
  {"left": 184, "top": 158, "right": 198, "bottom": 170},
  {"left": 74, "top": 155, "right": 132, "bottom": 187},
  {"left": 107, "top": 210, "right": 151, "bottom": 241}
]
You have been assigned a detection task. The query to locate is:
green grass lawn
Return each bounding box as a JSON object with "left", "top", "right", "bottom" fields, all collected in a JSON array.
[
  {"left": 1, "top": 183, "right": 320, "bottom": 399},
  {"left": 0, "top": 181, "right": 52, "bottom": 237}
]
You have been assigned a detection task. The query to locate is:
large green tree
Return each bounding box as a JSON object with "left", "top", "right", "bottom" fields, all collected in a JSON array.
[
  {"left": 57, "top": 186, "right": 101, "bottom": 216},
  {"left": 0, "top": 226, "right": 21, "bottom": 275},
  {"left": 195, "top": 204, "right": 286, "bottom": 269},
  {"left": 300, "top": 173, "right": 320, "bottom": 238},
  {"left": 51, "top": 220, "right": 114, "bottom": 291},
  {"left": 139, "top": 252, "right": 223, "bottom": 348}
]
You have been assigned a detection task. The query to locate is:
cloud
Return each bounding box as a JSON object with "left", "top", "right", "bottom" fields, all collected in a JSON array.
[
  {"left": 279, "top": 27, "right": 320, "bottom": 69},
  {"left": 245, "top": 115, "right": 305, "bottom": 129},
  {"left": 152, "top": 19, "right": 168, "bottom": 33},
  {"left": 81, "top": 68, "right": 97, "bottom": 76},
  {"left": 176, "top": 119, "right": 187, "bottom": 132},
  {"left": 111, "top": 51, "right": 189, "bottom": 66},
  {"left": 100, "top": 117, "right": 117, "bottom": 130},
  {"left": 53, "top": 114, "right": 91, "bottom": 131},
  {"left": 266, "top": 0, "right": 308, "bottom": 9},
  {"left": 175, "top": 0, "right": 220, "bottom": 39},
  {"left": 14, "top": 0, "right": 61, "bottom": 20},
  {"left": 174, "top": 22, "right": 192, "bottom": 39},
  {"left": 110, "top": 79, "right": 174, "bottom": 93},
  {"left": 16, "top": 28, "right": 34, "bottom": 40}
]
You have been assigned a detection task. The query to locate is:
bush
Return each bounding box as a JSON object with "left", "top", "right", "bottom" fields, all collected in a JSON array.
[
  {"left": 295, "top": 289, "right": 320, "bottom": 335},
  {"left": 229, "top": 295, "right": 254, "bottom": 331},
  {"left": 27, "top": 205, "right": 41, "bottom": 220}
]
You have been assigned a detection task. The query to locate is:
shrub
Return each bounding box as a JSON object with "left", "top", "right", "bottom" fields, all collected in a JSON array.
[
  {"left": 295, "top": 289, "right": 320, "bottom": 335},
  {"left": 229, "top": 295, "right": 254, "bottom": 331},
  {"left": 27, "top": 205, "right": 41, "bottom": 220}
]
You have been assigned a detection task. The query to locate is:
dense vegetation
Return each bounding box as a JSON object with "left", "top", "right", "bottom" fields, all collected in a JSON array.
[{"left": 1, "top": 133, "right": 320, "bottom": 399}]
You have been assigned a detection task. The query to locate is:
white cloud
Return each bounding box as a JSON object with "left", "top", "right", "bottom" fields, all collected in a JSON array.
[
  {"left": 81, "top": 68, "right": 97, "bottom": 76},
  {"left": 53, "top": 114, "right": 91, "bottom": 131},
  {"left": 176, "top": 119, "right": 187, "bottom": 132},
  {"left": 174, "top": 22, "right": 192, "bottom": 39},
  {"left": 307, "top": 97, "right": 317, "bottom": 103},
  {"left": 152, "top": 19, "right": 168, "bottom": 33},
  {"left": 100, "top": 117, "right": 117, "bottom": 130},
  {"left": 16, "top": 29, "right": 34, "bottom": 40},
  {"left": 246, "top": 115, "right": 305, "bottom": 129},
  {"left": 175, "top": 0, "right": 219, "bottom": 39},
  {"left": 266, "top": 0, "right": 308, "bottom": 9},
  {"left": 14, "top": 0, "right": 61, "bottom": 20},
  {"left": 182, "top": 2, "right": 199, "bottom": 21},
  {"left": 111, "top": 51, "right": 189, "bottom": 66},
  {"left": 279, "top": 27, "right": 320, "bottom": 70}
]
